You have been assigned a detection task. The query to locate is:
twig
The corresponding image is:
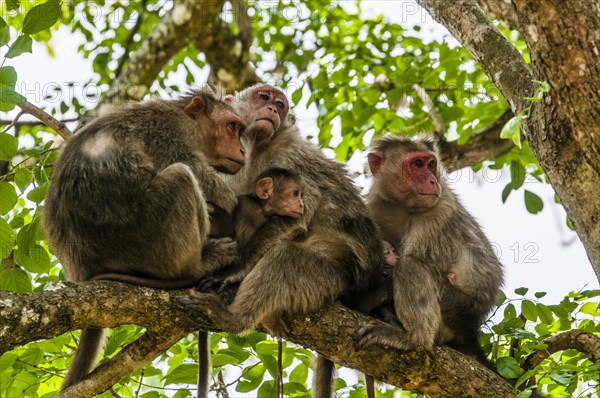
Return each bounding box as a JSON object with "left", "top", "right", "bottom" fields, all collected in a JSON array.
[
  {"left": 1, "top": 110, "right": 25, "bottom": 133},
  {"left": 114, "top": 0, "right": 148, "bottom": 79},
  {"left": 16, "top": 101, "right": 73, "bottom": 140},
  {"left": 413, "top": 83, "right": 445, "bottom": 138}
]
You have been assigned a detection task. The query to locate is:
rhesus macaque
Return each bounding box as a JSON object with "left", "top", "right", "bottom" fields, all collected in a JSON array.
[
  {"left": 43, "top": 91, "right": 246, "bottom": 392},
  {"left": 201, "top": 168, "right": 307, "bottom": 291},
  {"left": 356, "top": 134, "right": 504, "bottom": 364},
  {"left": 235, "top": 167, "right": 305, "bottom": 246},
  {"left": 382, "top": 240, "right": 399, "bottom": 269},
  {"left": 181, "top": 85, "right": 383, "bottom": 342}
]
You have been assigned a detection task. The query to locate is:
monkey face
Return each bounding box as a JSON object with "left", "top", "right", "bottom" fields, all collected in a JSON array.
[
  {"left": 211, "top": 112, "right": 246, "bottom": 174},
  {"left": 369, "top": 148, "right": 442, "bottom": 210},
  {"left": 273, "top": 181, "right": 305, "bottom": 218},
  {"left": 230, "top": 85, "right": 289, "bottom": 140}
]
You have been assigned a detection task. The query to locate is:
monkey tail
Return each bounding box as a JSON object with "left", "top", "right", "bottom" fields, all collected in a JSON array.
[
  {"left": 197, "top": 331, "right": 211, "bottom": 398},
  {"left": 313, "top": 355, "right": 335, "bottom": 398},
  {"left": 61, "top": 328, "right": 106, "bottom": 391}
]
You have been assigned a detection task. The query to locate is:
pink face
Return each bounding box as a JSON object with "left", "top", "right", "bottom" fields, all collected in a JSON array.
[
  {"left": 230, "top": 85, "right": 290, "bottom": 138},
  {"left": 368, "top": 150, "right": 442, "bottom": 209}
]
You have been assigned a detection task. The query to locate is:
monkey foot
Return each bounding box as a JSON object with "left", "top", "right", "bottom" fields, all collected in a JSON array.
[
  {"left": 263, "top": 317, "right": 290, "bottom": 339},
  {"left": 179, "top": 291, "right": 224, "bottom": 318},
  {"left": 354, "top": 321, "right": 408, "bottom": 351}
]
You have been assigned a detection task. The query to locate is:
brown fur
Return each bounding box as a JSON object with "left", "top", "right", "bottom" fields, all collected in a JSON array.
[
  {"left": 43, "top": 91, "right": 246, "bottom": 392},
  {"left": 181, "top": 85, "right": 383, "bottom": 340}
]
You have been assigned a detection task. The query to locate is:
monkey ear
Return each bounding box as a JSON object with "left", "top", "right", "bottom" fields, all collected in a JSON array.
[
  {"left": 184, "top": 96, "right": 206, "bottom": 119},
  {"left": 367, "top": 152, "right": 384, "bottom": 175},
  {"left": 256, "top": 177, "right": 274, "bottom": 199}
]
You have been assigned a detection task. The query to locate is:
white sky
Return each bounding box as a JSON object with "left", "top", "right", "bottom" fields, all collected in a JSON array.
[{"left": 3, "top": 0, "right": 597, "bottom": 308}]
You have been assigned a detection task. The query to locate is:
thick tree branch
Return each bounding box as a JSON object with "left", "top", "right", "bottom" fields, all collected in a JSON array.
[
  {"left": 417, "top": 0, "right": 535, "bottom": 114},
  {"left": 101, "top": 0, "right": 226, "bottom": 105},
  {"left": 195, "top": 0, "right": 260, "bottom": 91},
  {"left": 476, "top": 0, "right": 521, "bottom": 31},
  {"left": 441, "top": 109, "right": 514, "bottom": 172},
  {"left": 16, "top": 101, "right": 73, "bottom": 140},
  {"left": 57, "top": 331, "right": 187, "bottom": 398},
  {"left": 509, "top": 0, "right": 600, "bottom": 280},
  {"left": 530, "top": 330, "right": 600, "bottom": 366},
  {"left": 0, "top": 282, "right": 517, "bottom": 398}
]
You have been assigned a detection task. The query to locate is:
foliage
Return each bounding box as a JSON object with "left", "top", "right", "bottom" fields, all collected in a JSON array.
[{"left": 0, "top": 1, "right": 597, "bottom": 397}]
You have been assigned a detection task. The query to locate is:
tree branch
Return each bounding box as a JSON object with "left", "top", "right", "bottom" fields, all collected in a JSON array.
[
  {"left": 195, "top": 0, "right": 260, "bottom": 91},
  {"left": 101, "top": 0, "right": 227, "bottom": 105},
  {"left": 57, "top": 331, "right": 187, "bottom": 398},
  {"left": 0, "top": 282, "right": 517, "bottom": 397},
  {"left": 476, "top": 0, "right": 521, "bottom": 31},
  {"left": 441, "top": 109, "right": 514, "bottom": 172},
  {"left": 530, "top": 329, "right": 600, "bottom": 366},
  {"left": 413, "top": 83, "right": 445, "bottom": 138},
  {"left": 417, "top": 0, "right": 535, "bottom": 113},
  {"left": 16, "top": 101, "right": 73, "bottom": 140}
]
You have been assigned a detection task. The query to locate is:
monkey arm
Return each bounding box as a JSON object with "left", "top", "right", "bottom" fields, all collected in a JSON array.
[
  {"left": 188, "top": 156, "right": 238, "bottom": 214},
  {"left": 392, "top": 255, "right": 443, "bottom": 349}
]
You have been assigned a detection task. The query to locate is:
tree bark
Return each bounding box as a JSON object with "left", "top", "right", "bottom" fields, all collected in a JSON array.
[
  {"left": 0, "top": 282, "right": 517, "bottom": 398},
  {"left": 417, "top": 0, "right": 600, "bottom": 282}
]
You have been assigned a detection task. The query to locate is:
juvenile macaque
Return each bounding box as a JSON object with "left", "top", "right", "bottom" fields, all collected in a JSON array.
[
  {"left": 43, "top": 91, "right": 246, "bottom": 391},
  {"left": 235, "top": 167, "right": 305, "bottom": 246},
  {"left": 182, "top": 85, "right": 383, "bottom": 340},
  {"left": 356, "top": 134, "right": 504, "bottom": 365},
  {"left": 201, "top": 168, "right": 307, "bottom": 291},
  {"left": 382, "top": 240, "right": 399, "bottom": 269}
]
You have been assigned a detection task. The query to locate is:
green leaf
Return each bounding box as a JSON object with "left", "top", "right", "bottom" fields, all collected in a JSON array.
[
  {"left": 496, "top": 356, "right": 523, "bottom": 379},
  {"left": 0, "top": 66, "right": 17, "bottom": 90},
  {"left": 514, "top": 287, "right": 529, "bottom": 296},
  {"left": 0, "top": 217, "right": 16, "bottom": 259},
  {"left": 6, "top": 0, "right": 20, "bottom": 11},
  {"left": 237, "top": 364, "right": 265, "bottom": 392},
  {"left": 22, "top": 0, "right": 62, "bottom": 35},
  {"left": 521, "top": 300, "right": 538, "bottom": 322},
  {"left": 291, "top": 87, "right": 303, "bottom": 105},
  {"left": 0, "top": 18, "right": 10, "bottom": 48},
  {"left": 211, "top": 353, "right": 241, "bottom": 367},
  {"left": 14, "top": 244, "right": 52, "bottom": 273},
  {"left": 0, "top": 87, "right": 26, "bottom": 111},
  {"left": 163, "top": 363, "right": 197, "bottom": 385},
  {"left": 289, "top": 363, "right": 308, "bottom": 384},
  {"left": 524, "top": 190, "right": 544, "bottom": 214},
  {"left": 509, "top": 161, "right": 526, "bottom": 189},
  {"left": 0, "top": 265, "right": 32, "bottom": 292},
  {"left": 534, "top": 291, "right": 547, "bottom": 299},
  {"left": 536, "top": 303, "right": 554, "bottom": 324},
  {"left": 0, "top": 132, "right": 18, "bottom": 161},
  {"left": 501, "top": 183, "right": 514, "bottom": 204},
  {"left": 500, "top": 114, "right": 524, "bottom": 149},
  {"left": 14, "top": 167, "right": 33, "bottom": 192},
  {"left": 0, "top": 182, "right": 18, "bottom": 214},
  {"left": 27, "top": 182, "right": 49, "bottom": 204},
  {"left": 5, "top": 35, "right": 33, "bottom": 58},
  {"left": 581, "top": 301, "right": 600, "bottom": 316}
]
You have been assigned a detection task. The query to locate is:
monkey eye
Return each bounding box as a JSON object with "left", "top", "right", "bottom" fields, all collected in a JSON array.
[
  {"left": 227, "top": 121, "right": 239, "bottom": 133},
  {"left": 428, "top": 159, "right": 436, "bottom": 170},
  {"left": 414, "top": 159, "right": 424, "bottom": 168},
  {"left": 292, "top": 190, "right": 300, "bottom": 197},
  {"left": 259, "top": 92, "right": 270, "bottom": 101},
  {"left": 275, "top": 99, "right": 285, "bottom": 109}
]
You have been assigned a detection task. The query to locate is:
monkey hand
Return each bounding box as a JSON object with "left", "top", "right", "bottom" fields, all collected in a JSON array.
[
  {"left": 354, "top": 321, "right": 412, "bottom": 351},
  {"left": 201, "top": 238, "right": 239, "bottom": 273},
  {"left": 261, "top": 312, "right": 290, "bottom": 339},
  {"left": 179, "top": 292, "right": 247, "bottom": 334}
]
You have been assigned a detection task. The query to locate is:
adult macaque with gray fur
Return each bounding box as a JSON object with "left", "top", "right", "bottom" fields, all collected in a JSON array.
[
  {"left": 182, "top": 85, "right": 383, "bottom": 340},
  {"left": 43, "top": 91, "right": 246, "bottom": 392},
  {"left": 357, "top": 134, "right": 504, "bottom": 362}
]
